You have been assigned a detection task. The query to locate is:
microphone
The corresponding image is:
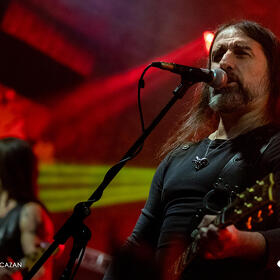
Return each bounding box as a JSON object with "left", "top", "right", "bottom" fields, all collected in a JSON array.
[{"left": 151, "top": 62, "right": 227, "bottom": 89}]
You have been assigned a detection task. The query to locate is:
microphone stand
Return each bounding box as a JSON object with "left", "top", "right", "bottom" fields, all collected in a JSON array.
[{"left": 23, "top": 77, "right": 195, "bottom": 280}]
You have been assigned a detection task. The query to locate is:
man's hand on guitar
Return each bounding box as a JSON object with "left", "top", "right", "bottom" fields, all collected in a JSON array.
[{"left": 193, "top": 215, "right": 267, "bottom": 261}]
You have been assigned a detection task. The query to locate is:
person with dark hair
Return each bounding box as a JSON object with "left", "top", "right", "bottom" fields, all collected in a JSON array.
[
  {"left": 0, "top": 138, "right": 53, "bottom": 280},
  {"left": 103, "top": 20, "right": 280, "bottom": 280}
]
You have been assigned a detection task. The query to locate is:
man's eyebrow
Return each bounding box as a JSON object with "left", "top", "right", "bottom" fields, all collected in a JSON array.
[
  {"left": 232, "top": 43, "right": 252, "bottom": 51},
  {"left": 211, "top": 43, "right": 253, "bottom": 59}
]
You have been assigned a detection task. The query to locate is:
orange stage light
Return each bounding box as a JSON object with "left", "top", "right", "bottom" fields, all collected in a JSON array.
[{"left": 203, "top": 31, "right": 214, "bottom": 53}]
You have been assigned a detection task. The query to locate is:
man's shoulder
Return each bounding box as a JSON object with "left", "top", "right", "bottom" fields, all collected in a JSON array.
[
  {"left": 20, "top": 202, "right": 45, "bottom": 221},
  {"left": 165, "top": 141, "right": 201, "bottom": 159},
  {"left": 21, "top": 202, "right": 42, "bottom": 213},
  {"left": 19, "top": 202, "right": 53, "bottom": 235}
]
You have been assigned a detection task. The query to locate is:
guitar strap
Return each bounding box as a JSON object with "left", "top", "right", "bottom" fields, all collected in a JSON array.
[
  {"left": 201, "top": 127, "right": 280, "bottom": 217},
  {"left": 189, "top": 126, "right": 280, "bottom": 230},
  {"left": 213, "top": 127, "right": 280, "bottom": 191},
  {"left": 180, "top": 127, "right": 280, "bottom": 280}
]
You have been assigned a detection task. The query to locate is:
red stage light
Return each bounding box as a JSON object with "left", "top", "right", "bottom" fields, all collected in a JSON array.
[
  {"left": 203, "top": 31, "right": 214, "bottom": 53},
  {"left": 5, "top": 89, "right": 16, "bottom": 101},
  {"left": 1, "top": 1, "right": 94, "bottom": 76}
]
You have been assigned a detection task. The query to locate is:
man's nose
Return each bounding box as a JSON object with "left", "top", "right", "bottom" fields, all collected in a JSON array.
[{"left": 219, "top": 50, "right": 235, "bottom": 71}]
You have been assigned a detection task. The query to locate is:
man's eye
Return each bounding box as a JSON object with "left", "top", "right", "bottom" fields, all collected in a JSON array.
[{"left": 235, "top": 50, "right": 248, "bottom": 56}]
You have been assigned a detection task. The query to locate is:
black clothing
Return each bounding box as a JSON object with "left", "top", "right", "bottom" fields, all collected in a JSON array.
[
  {"left": 104, "top": 124, "right": 280, "bottom": 280},
  {"left": 0, "top": 204, "right": 24, "bottom": 262}
]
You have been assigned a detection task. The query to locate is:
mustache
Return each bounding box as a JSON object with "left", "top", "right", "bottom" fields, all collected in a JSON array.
[
  {"left": 226, "top": 72, "right": 241, "bottom": 84},
  {"left": 210, "top": 71, "right": 252, "bottom": 104},
  {"left": 213, "top": 71, "right": 243, "bottom": 94}
]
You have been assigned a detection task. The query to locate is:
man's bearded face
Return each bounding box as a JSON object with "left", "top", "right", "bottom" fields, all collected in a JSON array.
[{"left": 208, "top": 27, "right": 270, "bottom": 114}]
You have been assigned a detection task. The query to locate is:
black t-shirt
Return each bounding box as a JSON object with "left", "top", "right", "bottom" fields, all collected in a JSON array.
[{"left": 128, "top": 124, "right": 280, "bottom": 280}]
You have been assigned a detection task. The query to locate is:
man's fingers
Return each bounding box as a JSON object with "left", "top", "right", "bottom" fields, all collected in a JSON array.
[
  {"left": 197, "top": 215, "right": 217, "bottom": 228},
  {"left": 197, "top": 224, "right": 219, "bottom": 240},
  {"left": 190, "top": 224, "right": 222, "bottom": 256},
  {"left": 199, "top": 227, "right": 208, "bottom": 240}
]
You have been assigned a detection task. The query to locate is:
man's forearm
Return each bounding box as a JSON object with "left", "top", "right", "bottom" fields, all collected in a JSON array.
[{"left": 234, "top": 231, "right": 266, "bottom": 261}]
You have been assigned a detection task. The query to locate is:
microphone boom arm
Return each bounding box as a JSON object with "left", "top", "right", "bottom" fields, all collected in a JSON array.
[{"left": 23, "top": 75, "right": 195, "bottom": 280}]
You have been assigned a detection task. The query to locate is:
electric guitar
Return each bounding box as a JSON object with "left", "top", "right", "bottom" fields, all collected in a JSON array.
[{"left": 170, "top": 172, "right": 280, "bottom": 280}]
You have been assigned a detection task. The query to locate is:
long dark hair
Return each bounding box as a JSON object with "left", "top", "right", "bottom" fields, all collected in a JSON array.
[
  {"left": 0, "top": 137, "right": 38, "bottom": 203},
  {"left": 161, "top": 20, "right": 280, "bottom": 156}
]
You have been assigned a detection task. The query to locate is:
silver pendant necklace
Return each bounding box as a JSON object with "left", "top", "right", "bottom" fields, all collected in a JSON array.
[
  {"left": 192, "top": 135, "right": 230, "bottom": 171},
  {"left": 192, "top": 140, "right": 212, "bottom": 171}
]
